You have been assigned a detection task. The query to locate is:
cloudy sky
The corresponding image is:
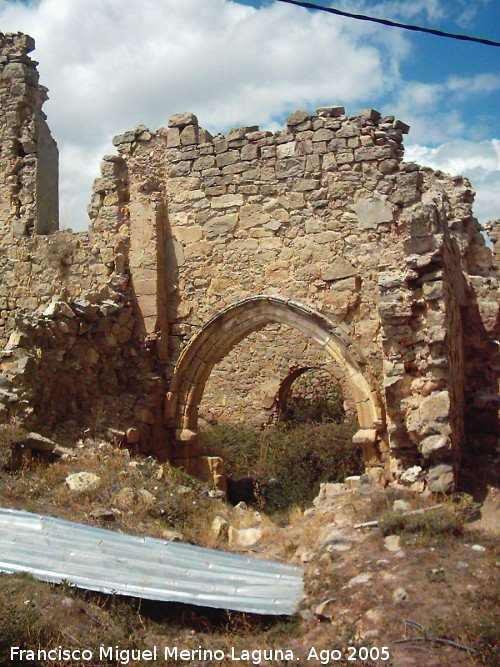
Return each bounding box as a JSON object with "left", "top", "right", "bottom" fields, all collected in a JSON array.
[{"left": 1, "top": 0, "right": 499, "bottom": 229}]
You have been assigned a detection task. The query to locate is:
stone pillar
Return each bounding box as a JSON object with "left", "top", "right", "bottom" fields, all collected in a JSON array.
[
  {"left": 129, "top": 197, "right": 169, "bottom": 347},
  {"left": 0, "top": 32, "right": 58, "bottom": 242}
]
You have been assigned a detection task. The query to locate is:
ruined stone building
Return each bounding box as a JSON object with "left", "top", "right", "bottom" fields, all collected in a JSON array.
[{"left": 0, "top": 33, "right": 498, "bottom": 492}]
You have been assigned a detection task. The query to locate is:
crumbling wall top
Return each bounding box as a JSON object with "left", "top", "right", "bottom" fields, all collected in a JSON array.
[
  {"left": 0, "top": 32, "right": 35, "bottom": 57},
  {"left": 0, "top": 32, "right": 58, "bottom": 239}
]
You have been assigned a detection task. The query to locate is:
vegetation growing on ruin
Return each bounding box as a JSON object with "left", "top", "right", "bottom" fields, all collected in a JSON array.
[
  {"left": 280, "top": 378, "right": 346, "bottom": 425},
  {"left": 200, "top": 382, "right": 361, "bottom": 513},
  {"left": 200, "top": 418, "right": 362, "bottom": 514},
  {"left": 379, "top": 507, "right": 463, "bottom": 538}
]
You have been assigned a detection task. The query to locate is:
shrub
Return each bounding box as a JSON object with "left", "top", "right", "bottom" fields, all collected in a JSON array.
[
  {"left": 281, "top": 377, "right": 345, "bottom": 425},
  {"left": 379, "top": 508, "right": 463, "bottom": 537},
  {"left": 460, "top": 585, "right": 500, "bottom": 665},
  {"left": 200, "top": 418, "right": 361, "bottom": 514},
  {"left": 0, "top": 424, "right": 29, "bottom": 469}
]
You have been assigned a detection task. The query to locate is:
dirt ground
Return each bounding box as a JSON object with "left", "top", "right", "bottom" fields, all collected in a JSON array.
[{"left": 0, "top": 432, "right": 498, "bottom": 667}]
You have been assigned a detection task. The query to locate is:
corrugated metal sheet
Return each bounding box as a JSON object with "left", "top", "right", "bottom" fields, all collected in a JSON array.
[{"left": 0, "top": 508, "right": 303, "bottom": 615}]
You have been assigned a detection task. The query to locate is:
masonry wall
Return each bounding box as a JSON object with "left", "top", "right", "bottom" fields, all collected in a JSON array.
[
  {"left": 199, "top": 325, "right": 349, "bottom": 426},
  {"left": 108, "top": 109, "right": 410, "bottom": 374},
  {"left": 97, "top": 107, "right": 493, "bottom": 488},
  {"left": 0, "top": 33, "right": 58, "bottom": 240},
  {"left": 34, "top": 117, "right": 58, "bottom": 233},
  {"left": 0, "top": 33, "right": 497, "bottom": 491}
]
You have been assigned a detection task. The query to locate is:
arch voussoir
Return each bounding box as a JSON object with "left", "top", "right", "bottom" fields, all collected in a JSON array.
[{"left": 167, "top": 295, "right": 387, "bottom": 479}]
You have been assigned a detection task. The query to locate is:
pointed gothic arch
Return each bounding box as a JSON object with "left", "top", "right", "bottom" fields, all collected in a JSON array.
[{"left": 166, "top": 296, "right": 387, "bottom": 476}]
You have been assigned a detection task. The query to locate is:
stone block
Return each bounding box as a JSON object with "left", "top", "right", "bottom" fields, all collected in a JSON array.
[
  {"left": 180, "top": 125, "right": 198, "bottom": 146},
  {"left": 399, "top": 466, "right": 422, "bottom": 485},
  {"left": 212, "top": 516, "right": 229, "bottom": 539},
  {"left": 228, "top": 526, "right": 263, "bottom": 547},
  {"left": 241, "top": 143, "right": 259, "bottom": 161},
  {"left": 210, "top": 194, "right": 244, "bottom": 209},
  {"left": 198, "top": 128, "right": 213, "bottom": 143},
  {"left": 295, "top": 178, "right": 320, "bottom": 191},
  {"left": 168, "top": 162, "right": 191, "bottom": 178},
  {"left": 126, "top": 428, "right": 140, "bottom": 444},
  {"left": 276, "top": 142, "right": 296, "bottom": 158},
  {"left": 420, "top": 391, "right": 450, "bottom": 423},
  {"left": 214, "top": 138, "right": 229, "bottom": 153},
  {"left": 420, "top": 434, "right": 452, "bottom": 460},
  {"left": 336, "top": 149, "right": 354, "bottom": 164},
  {"left": 312, "top": 128, "right": 334, "bottom": 142},
  {"left": 276, "top": 157, "right": 305, "bottom": 179},
  {"left": 359, "top": 108, "right": 382, "bottom": 121},
  {"left": 353, "top": 197, "right": 393, "bottom": 228},
  {"left": 227, "top": 125, "right": 259, "bottom": 140},
  {"left": 322, "top": 153, "right": 337, "bottom": 171},
  {"left": 407, "top": 204, "right": 439, "bottom": 238},
  {"left": 193, "top": 155, "right": 215, "bottom": 171},
  {"left": 168, "top": 112, "right": 198, "bottom": 128},
  {"left": 65, "top": 472, "right": 101, "bottom": 492},
  {"left": 377, "top": 271, "right": 405, "bottom": 290},
  {"left": 216, "top": 150, "right": 239, "bottom": 168},
  {"left": 5, "top": 330, "right": 30, "bottom": 350},
  {"left": 114, "top": 487, "right": 155, "bottom": 509},
  {"left": 238, "top": 205, "right": 270, "bottom": 230},
  {"left": 352, "top": 429, "right": 378, "bottom": 445},
  {"left": 286, "top": 109, "right": 309, "bottom": 127},
  {"left": 197, "top": 455, "right": 227, "bottom": 493},
  {"left": 316, "top": 105, "right": 345, "bottom": 117},
  {"left": 112, "top": 131, "right": 135, "bottom": 146},
  {"left": 205, "top": 213, "right": 238, "bottom": 238},
  {"left": 313, "top": 482, "right": 346, "bottom": 506},
  {"left": 427, "top": 464, "right": 455, "bottom": 493},
  {"left": 322, "top": 257, "right": 357, "bottom": 281},
  {"left": 379, "top": 159, "right": 399, "bottom": 174},
  {"left": 394, "top": 119, "right": 410, "bottom": 133},
  {"left": 355, "top": 145, "right": 393, "bottom": 161}
]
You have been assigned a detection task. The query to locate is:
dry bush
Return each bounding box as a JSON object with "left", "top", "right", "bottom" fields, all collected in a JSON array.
[
  {"left": 0, "top": 423, "right": 29, "bottom": 469},
  {"left": 200, "top": 419, "right": 360, "bottom": 514},
  {"left": 379, "top": 507, "right": 463, "bottom": 537}
]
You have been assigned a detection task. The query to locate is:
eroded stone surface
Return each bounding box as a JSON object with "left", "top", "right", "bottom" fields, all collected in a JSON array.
[{"left": 0, "top": 32, "right": 498, "bottom": 492}]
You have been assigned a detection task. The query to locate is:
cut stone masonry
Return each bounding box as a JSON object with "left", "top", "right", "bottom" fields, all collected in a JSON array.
[{"left": 0, "top": 33, "right": 498, "bottom": 493}]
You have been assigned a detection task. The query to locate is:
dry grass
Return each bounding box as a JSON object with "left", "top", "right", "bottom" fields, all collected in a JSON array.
[{"left": 0, "top": 425, "right": 497, "bottom": 666}]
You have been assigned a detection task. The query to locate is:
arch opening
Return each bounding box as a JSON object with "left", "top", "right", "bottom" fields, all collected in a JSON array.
[
  {"left": 166, "top": 296, "right": 387, "bottom": 478},
  {"left": 275, "top": 365, "right": 350, "bottom": 425}
]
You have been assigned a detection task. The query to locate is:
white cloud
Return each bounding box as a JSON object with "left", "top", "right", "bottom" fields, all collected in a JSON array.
[
  {"left": 1, "top": 0, "right": 409, "bottom": 228},
  {"left": 389, "top": 73, "right": 500, "bottom": 145},
  {"left": 447, "top": 73, "right": 500, "bottom": 97},
  {"left": 58, "top": 141, "right": 111, "bottom": 231},
  {"left": 405, "top": 139, "right": 500, "bottom": 222},
  {"left": 357, "top": 0, "right": 447, "bottom": 23},
  {"left": 0, "top": 0, "right": 498, "bottom": 227}
]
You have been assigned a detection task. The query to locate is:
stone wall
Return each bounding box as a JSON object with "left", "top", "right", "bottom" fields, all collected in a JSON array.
[
  {"left": 199, "top": 324, "right": 348, "bottom": 426},
  {"left": 0, "top": 33, "right": 498, "bottom": 492},
  {"left": 0, "top": 33, "right": 58, "bottom": 240}
]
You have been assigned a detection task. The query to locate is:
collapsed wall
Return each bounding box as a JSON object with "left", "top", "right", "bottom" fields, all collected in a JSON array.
[{"left": 0, "top": 33, "right": 497, "bottom": 492}]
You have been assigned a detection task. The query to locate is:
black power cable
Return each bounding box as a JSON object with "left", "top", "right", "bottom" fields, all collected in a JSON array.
[{"left": 276, "top": 0, "right": 500, "bottom": 48}]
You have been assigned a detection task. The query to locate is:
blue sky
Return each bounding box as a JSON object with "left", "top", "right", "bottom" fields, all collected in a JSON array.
[
  {"left": 235, "top": 0, "right": 500, "bottom": 143},
  {"left": 1, "top": 0, "right": 498, "bottom": 227}
]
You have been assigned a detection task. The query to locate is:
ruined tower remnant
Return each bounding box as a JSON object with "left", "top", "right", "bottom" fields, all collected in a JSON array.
[
  {"left": 0, "top": 33, "right": 58, "bottom": 240},
  {"left": 0, "top": 33, "right": 498, "bottom": 494}
]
